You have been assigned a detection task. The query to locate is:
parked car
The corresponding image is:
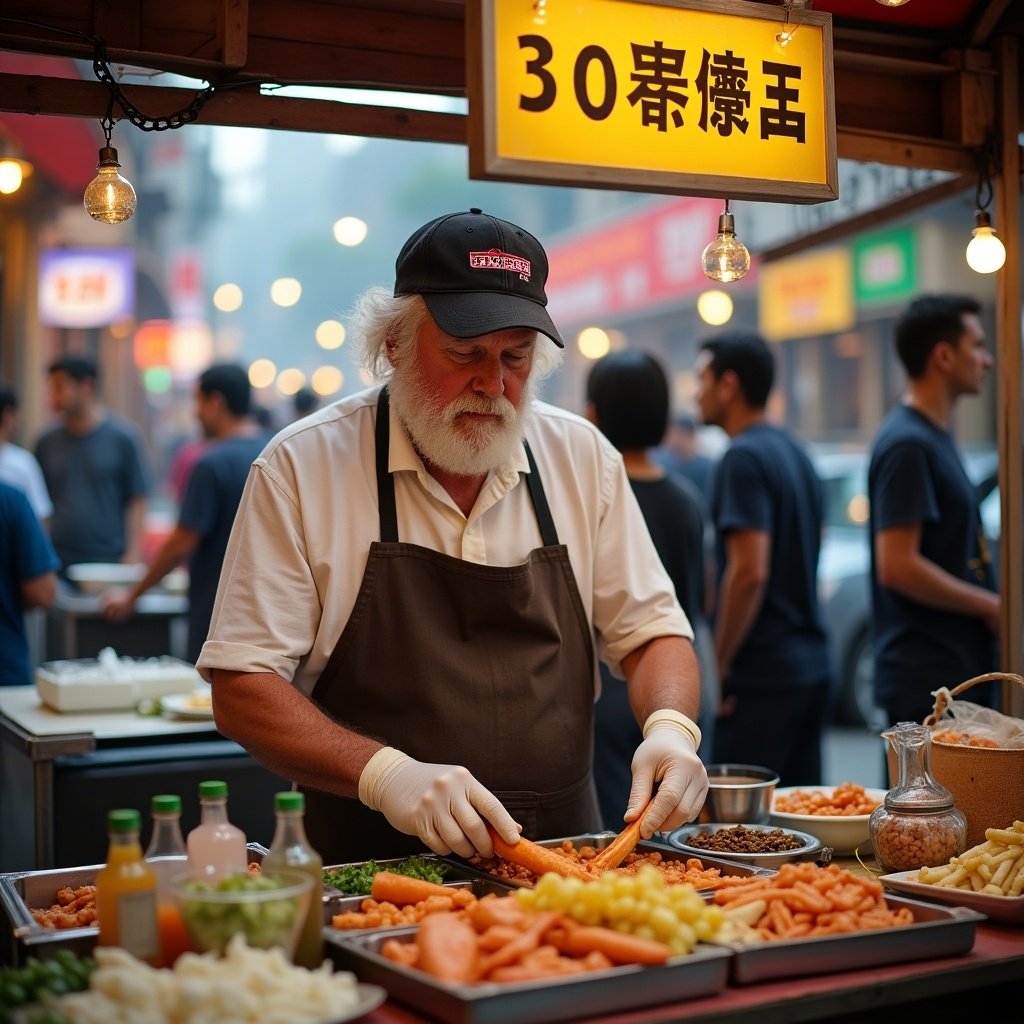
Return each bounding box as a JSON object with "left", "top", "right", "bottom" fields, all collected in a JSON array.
[{"left": 813, "top": 446, "right": 998, "bottom": 729}]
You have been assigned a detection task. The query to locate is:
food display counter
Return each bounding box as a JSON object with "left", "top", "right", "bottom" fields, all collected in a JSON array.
[
  {"left": 0, "top": 686, "right": 288, "bottom": 872},
  {"left": 43, "top": 583, "right": 188, "bottom": 662}
]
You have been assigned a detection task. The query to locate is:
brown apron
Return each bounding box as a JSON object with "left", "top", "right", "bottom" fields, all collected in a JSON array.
[{"left": 302, "top": 387, "right": 600, "bottom": 863}]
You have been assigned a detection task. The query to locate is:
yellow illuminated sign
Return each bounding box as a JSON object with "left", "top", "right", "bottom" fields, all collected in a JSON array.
[
  {"left": 467, "top": 0, "right": 837, "bottom": 203},
  {"left": 759, "top": 248, "right": 853, "bottom": 341}
]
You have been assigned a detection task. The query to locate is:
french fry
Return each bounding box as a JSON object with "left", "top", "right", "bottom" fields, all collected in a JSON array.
[{"left": 912, "top": 820, "right": 1024, "bottom": 897}]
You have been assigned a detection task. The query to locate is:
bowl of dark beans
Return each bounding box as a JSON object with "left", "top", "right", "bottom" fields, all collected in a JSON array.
[{"left": 666, "top": 822, "right": 826, "bottom": 869}]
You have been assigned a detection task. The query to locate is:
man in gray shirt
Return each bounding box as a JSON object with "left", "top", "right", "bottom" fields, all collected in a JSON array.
[{"left": 35, "top": 356, "right": 150, "bottom": 571}]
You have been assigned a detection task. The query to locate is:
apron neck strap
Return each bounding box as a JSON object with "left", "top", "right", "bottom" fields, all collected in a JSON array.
[
  {"left": 375, "top": 386, "right": 560, "bottom": 547},
  {"left": 375, "top": 387, "right": 400, "bottom": 542},
  {"left": 523, "top": 440, "right": 559, "bottom": 546}
]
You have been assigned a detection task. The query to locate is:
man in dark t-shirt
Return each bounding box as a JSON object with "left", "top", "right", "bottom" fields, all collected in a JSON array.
[
  {"left": 868, "top": 295, "right": 998, "bottom": 726},
  {"left": 102, "top": 364, "right": 265, "bottom": 663},
  {"left": 586, "top": 351, "right": 714, "bottom": 829},
  {"left": 696, "top": 332, "right": 830, "bottom": 785},
  {"left": 0, "top": 483, "right": 60, "bottom": 685},
  {"left": 35, "top": 356, "right": 150, "bottom": 569}
]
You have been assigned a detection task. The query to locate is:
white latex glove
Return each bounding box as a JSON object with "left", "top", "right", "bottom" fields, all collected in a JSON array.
[
  {"left": 627, "top": 723, "right": 709, "bottom": 837},
  {"left": 358, "top": 747, "right": 521, "bottom": 859}
]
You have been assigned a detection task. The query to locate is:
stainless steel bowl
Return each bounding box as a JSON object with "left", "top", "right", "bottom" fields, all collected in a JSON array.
[
  {"left": 667, "top": 823, "right": 824, "bottom": 869},
  {"left": 699, "top": 764, "right": 780, "bottom": 824}
]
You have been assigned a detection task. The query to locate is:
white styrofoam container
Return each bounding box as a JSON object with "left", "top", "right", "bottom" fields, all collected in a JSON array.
[{"left": 35, "top": 656, "right": 202, "bottom": 712}]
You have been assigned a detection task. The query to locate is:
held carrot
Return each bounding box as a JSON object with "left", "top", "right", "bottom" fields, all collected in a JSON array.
[
  {"left": 548, "top": 923, "right": 670, "bottom": 965},
  {"left": 415, "top": 912, "right": 480, "bottom": 983},
  {"left": 592, "top": 798, "right": 655, "bottom": 871},
  {"left": 485, "top": 826, "right": 594, "bottom": 881},
  {"left": 370, "top": 871, "right": 454, "bottom": 905}
]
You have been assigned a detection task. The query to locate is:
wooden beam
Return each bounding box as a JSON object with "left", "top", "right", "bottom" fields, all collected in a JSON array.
[
  {"left": 218, "top": 0, "right": 249, "bottom": 69},
  {"left": 0, "top": 71, "right": 466, "bottom": 143},
  {"left": 994, "top": 33, "right": 1023, "bottom": 712},
  {"left": 837, "top": 128, "right": 976, "bottom": 173},
  {"left": 756, "top": 174, "right": 974, "bottom": 262}
]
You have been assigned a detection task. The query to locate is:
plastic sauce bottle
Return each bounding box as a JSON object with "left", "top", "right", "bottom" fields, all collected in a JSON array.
[
  {"left": 144, "top": 794, "right": 192, "bottom": 966},
  {"left": 263, "top": 791, "right": 324, "bottom": 968},
  {"left": 96, "top": 808, "right": 160, "bottom": 964},
  {"left": 186, "top": 780, "right": 247, "bottom": 878}
]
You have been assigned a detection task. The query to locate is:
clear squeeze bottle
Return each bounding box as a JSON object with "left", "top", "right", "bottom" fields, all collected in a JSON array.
[
  {"left": 263, "top": 791, "right": 324, "bottom": 968},
  {"left": 144, "top": 794, "right": 191, "bottom": 965},
  {"left": 186, "top": 780, "right": 247, "bottom": 878},
  {"left": 96, "top": 808, "right": 160, "bottom": 964}
]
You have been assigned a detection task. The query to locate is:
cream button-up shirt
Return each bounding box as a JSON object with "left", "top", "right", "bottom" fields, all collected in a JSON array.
[{"left": 198, "top": 387, "right": 692, "bottom": 697}]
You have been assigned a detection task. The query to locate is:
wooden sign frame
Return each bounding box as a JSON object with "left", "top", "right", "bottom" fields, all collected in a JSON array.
[{"left": 466, "top": 0, "right": 838, "bottom": 204}]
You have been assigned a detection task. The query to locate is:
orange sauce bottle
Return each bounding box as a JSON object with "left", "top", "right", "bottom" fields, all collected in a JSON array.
[{"left": 96, "top": 808, "right": 160, "bottom": 964}]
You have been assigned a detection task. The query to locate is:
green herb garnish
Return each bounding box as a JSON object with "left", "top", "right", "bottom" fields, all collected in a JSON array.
[{"left": 321, "top": 855, "right": 448, "bottom": 894}]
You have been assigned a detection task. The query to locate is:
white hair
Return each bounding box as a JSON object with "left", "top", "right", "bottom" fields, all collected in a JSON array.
[{"left": 349, "top": 288, "right": 565, "bottom": 385}]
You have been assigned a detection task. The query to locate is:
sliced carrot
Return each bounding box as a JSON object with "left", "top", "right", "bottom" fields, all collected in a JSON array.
[
  {"left": 415, "top": 912, "right": 480, "bottom": 983},
  {"left": 486, "top": 826, "right": 594, "bottom": 881},
  {"left": 370, "top": 871, "right": 454, "bottom": 905},
  {"left": 591, "top": 798, "right": 654, "bottom": 871},
  {"left": 549, "top": 923, "right": 670, "bottom": 965}
]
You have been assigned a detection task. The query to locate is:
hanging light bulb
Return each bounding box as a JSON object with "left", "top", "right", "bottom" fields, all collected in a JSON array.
[
  {"left": 83, "top": 109, "right": 136, "bottom": 224},
  {"left": 964, "top": 134, "right": 1005, "bottom": 275},
  {"left": 965, "top": 210, "right": 1006, "bottom": 274},
  {"left": 875, "top": 0, "right": 911, "bottom": 7},
  {"left": 702, "top": 200, "right": 750, "bottom": 283}
]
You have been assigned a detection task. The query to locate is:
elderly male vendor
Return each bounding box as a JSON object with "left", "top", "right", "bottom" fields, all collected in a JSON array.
[{"left": 199, "top": 209, "right": 708, "bottom": 862}]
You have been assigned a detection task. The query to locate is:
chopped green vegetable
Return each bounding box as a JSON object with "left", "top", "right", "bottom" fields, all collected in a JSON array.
[
  {"left": 0, "top": 951, "right": 93, "bottom": 1024},
  {"left": 177, "top": 873, "right": 303, "bottom": 955},
  {"left": 321, "top": 855, "right": 449, "bottom": 895}
]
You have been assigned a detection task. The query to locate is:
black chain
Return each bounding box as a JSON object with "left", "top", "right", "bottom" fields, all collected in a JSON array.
[
  {"left": 974, "top": 131, "right": 998, "bottom": 213},
  {"left": 91, "top": 37, "right": 217, "bottom": 132}
]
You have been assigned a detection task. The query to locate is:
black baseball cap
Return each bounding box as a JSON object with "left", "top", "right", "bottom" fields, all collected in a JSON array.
[{"left": 394, "top": 208, "right": 565, "bottom": 347}]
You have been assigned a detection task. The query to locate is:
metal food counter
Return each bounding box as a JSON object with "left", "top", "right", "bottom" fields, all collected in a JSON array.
[{"left": 0, "top": 686, "right": 288, "bottom": 871}]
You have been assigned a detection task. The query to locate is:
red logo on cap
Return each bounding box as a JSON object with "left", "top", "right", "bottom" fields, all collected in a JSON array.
[{"left": 469, "top": 249, "right": 531, "bottom": 281}]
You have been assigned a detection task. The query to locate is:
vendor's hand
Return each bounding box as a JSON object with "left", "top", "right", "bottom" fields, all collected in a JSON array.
[
  {"left": 627, "top": 725, "right": 708, "bottom": 837},
  {"left": 100, "top": 588, "right": 136, "bottom": 621},
  {"left": 358, "top": 747, "right": 521, "bottom": 859}
]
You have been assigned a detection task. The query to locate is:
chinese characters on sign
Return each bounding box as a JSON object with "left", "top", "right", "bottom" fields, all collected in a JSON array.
[
  {"left": 519, "top": 35, "right": 805, "bottom": 142},
  {"left": 39, "top": 249, "right": 135, "bottom": 328},
  {"left": 467, "top": 0, "right": 836, "bottom": 203}
]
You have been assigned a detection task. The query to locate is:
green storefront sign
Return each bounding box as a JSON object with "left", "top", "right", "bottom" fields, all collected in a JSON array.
[{"left": 853, "top": 225, "right": 917, "bottom": 307}]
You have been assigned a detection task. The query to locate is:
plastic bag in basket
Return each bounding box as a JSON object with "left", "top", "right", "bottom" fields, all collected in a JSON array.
[{"left": 929, "top": 687, "right": 1024, "bottom": 748}]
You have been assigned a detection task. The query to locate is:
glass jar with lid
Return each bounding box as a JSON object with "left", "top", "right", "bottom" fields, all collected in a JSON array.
[{"left": 870, "top": 721, "right": 967, "bottom": 873}]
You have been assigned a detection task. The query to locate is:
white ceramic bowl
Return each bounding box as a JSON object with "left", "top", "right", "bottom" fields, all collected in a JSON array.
[{"left": 769, "top": 786, "right": 887, "bottom": 855}]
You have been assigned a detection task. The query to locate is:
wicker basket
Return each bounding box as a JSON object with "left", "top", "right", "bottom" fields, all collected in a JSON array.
[{"left": 885, "top": 672, "right": 1024, "bottom": 848}]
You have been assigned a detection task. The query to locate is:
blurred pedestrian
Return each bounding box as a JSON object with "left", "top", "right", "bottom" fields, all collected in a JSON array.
[
  {"left": 696, "top": 332, "right": 829, "bottom": 786},
  {"left": 868, "top": 294, "right": 998, "bottom": 726},
  {"left": 291, "top": 387, "right": 320, "bottom": 421},
  {"left": 655, "top": 413, "right": 715, "bottom": 499},
  {"left": 102, "top": 364, "right": 266, "bottom": 664},
  {"left": 0, "top": 481, "right": 59, "bottom": 686},
  {"left": 586, "top": 351, "right": 717, "bottom": 829},
  {"left": 35, "top": 356, "right": 150, "bottom": 571},
  {"left": 0, "top": 384, "right": 52, "bottom": 526}
]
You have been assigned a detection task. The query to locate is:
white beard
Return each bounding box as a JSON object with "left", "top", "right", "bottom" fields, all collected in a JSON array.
[{"left": 388, "top": 360, "right": 534, "bottom": 477}]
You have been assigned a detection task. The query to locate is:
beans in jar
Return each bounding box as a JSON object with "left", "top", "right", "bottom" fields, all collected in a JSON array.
[
  {"left": 871, "top": 814, "right": 964, "bottom": 872},
  {"left": 683, "top": 825, "right": 805, "bottom": 854}
]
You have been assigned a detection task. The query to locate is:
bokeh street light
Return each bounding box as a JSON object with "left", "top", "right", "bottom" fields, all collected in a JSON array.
[{"left": 333, "top": 216, "right": 368, "bottom": 246}]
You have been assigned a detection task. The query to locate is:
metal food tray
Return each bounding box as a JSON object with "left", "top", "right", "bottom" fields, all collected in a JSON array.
[
  {"left": 724, "top": 895, "right": 983, "bottom": 984},
  {"left": 443, "top": 831, "right": 773, "bottom": 890},
  {"left": 0, "top": 842, "right": 269, "bottom": 967},
  {"left": 324, "top": 863, "right": 514, "bottom": 936},
  {"left": 326, "top": 925, "right": 731, "bottom": 1024}
]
